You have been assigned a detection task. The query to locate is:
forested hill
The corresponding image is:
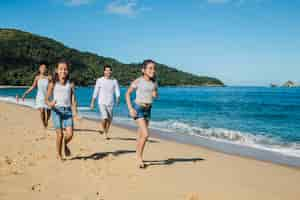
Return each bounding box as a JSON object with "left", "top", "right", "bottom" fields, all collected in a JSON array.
[{"left": 0, "top": 28, "right": 224, "bottom": 86}]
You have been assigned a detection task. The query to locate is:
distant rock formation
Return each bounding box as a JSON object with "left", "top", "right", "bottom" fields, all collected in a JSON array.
[
  {"left": 282, "top": 81, "right": 297, "bottom": 87},
  {"left": 270, "top": 83, "right": 278, "bottom": 88},
  {"left": 270, "top": 81, "right": 299, "bottom": 88}
]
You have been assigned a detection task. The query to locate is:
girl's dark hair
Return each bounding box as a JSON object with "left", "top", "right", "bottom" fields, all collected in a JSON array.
[
  {"left": 142, "top": 59, "right": 156, "bottom": 69},
  {"left": 142, "top": 59, "right": 156, "bottom": 82},
  {"left": 53, "top": 59, "right": 70, "bottom": 83},
  {"left": 103, "top": 64, "right": 112, "bottom": 72},
  {"left": 36, "top": 61, "right": 48, "bottom": 76},
  {"left": 39, "top": 61, "right": 49, "bottom": 66}
]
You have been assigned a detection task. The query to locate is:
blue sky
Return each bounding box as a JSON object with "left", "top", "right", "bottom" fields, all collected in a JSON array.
[{"left": 1, "top": 0, "right": 300, "bottom": 85}]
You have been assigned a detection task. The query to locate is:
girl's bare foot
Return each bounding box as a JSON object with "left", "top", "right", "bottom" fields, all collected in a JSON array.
[
  {"left": 137, "top": 159, "right": 145, "bottom": 169},
  {"left": 56, "top": 155, "right": 65, "bottom": 162},
  {"left": 64, "top": 142, "right": 71, "bottom": 157},
  {"left": 43, "top": 122, "right": 47, "bottom": 129},
  {"left": 104, "top": 132, "right": 110, "bottom": 140}
]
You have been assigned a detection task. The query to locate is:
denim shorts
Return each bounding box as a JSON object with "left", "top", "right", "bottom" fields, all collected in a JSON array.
[
  {"left": 132, "top": 103, "right": 152, "bottom": 120},
  {"left": 52, "top": 107, "right": 73, "bottom": 129}
]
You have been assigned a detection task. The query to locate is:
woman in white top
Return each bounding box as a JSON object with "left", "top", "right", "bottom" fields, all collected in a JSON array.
[
  {"left": 22, "top": 62, "right": 52, "bottom": 128},
  {"left": 46, "top": 60, "right": 78, "bottom": 161},
  {"left": 126, "top": 60, "right": 158, "bottom": 168}
]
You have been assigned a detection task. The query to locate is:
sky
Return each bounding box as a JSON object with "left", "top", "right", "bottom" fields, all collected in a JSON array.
[{"left": 1, "top": 0, "right": 300, "bottom": 86}]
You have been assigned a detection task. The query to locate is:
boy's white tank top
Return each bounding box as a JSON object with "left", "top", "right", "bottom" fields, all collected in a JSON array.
[{"left": 53, "top": 81, "right": 71, "bottom": 107}]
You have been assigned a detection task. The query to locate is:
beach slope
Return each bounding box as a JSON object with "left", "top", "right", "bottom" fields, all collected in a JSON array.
[{"left": 0, "top": 102, "right": 299, "bottom": 200}]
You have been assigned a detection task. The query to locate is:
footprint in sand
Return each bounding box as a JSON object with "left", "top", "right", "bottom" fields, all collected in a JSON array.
[
  {"left": 35, "top": 137, "right": 44, "bottom": 142},
  {"left": 4, "top": 156, "right": 13, "bottom": 165},
  {"left": 28, "top": 161, "right": 36, "bottom": 167},
  {"left": 31, "top": 184, "right": 42, "bottom": 192},
  {"left": 11, "top": 170, "right": 22, "bottom": 175},
  {"left": 36, "top": 154, "right": 47, "bottom": 160},
  {"left": 0, "top": 156, "right": 22, "bottom": 175},
  {"left": 96, "top": 192, "right": 104, "bottom": 200}
]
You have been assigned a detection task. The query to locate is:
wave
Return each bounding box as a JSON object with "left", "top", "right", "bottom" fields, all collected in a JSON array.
[
  {"left": 148, "top": 120, "right": 300, "bottom": 157},
  {"left": 78, "top": 106, "right": 92, "bottom": 111},
  {"left": 1, "top": 95, "right": 300, "bottom": 158},
  {"left": 0, "top": 96, "right": 37, "bottom": 108}
]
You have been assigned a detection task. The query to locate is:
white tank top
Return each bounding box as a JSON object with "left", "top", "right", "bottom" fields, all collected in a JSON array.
[
  {"left": 53, "top": 81, "right": 72, "bottom": 107},
  {"left": 36, "top": 78, "right": 48, "bottom": 100},
  {"left": 132, "top": 77, "right": 158, "bottom": 104}
]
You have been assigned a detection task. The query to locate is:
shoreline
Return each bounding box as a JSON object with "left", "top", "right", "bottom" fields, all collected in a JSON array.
[
  {"left": 100, "top": 119, "right": 300, "bottom": 168},
  {"left": 0, "top": 85, "right": 29, "bottom": 89},
  {"left": 1, "top": 97, "right": 300, "bottom": 168},
  {"left": 0, "top": 84, "right": 225, "bottom": 89},
  {"left": 1, "top": 101, "right": 300, "bottom": 200}
]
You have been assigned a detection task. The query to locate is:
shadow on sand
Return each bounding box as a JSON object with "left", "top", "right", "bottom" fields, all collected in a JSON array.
[
  {"left": 144, "top": 157, "right": 205, "bottom": 168},
  {"left": 70, "top": 150, "right": 136, "bottom": 161}
]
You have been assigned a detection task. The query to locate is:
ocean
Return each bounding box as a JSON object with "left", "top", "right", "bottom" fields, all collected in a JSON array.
[{"left": 1, "top": 86, "right": 300, "bottom": 164}]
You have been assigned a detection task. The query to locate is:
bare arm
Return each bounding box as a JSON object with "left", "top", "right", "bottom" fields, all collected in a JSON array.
[
  {"left": 125, "top": 86, "right": 134, "bottom": 110},
  {"left": 115, "top": 80, "right": 121, "bottom": 105},
  {"left": 125, "top": 80, "right": 138, "bottom": 117},
  {"left": 45, "top": 82, "right": 56, "bottom": 108},
  {"left": 22, "top": 76, "right": 38, "bottom": 100},
  {"left": 71, "top": 83, "right": 78, "bottom": 116},
  {"left": 90, "top": 79, "right": 100, "bottom": 109}
]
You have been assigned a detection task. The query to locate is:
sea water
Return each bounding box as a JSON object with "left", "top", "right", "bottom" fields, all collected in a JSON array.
[{"left": 1, "top": 86, "right": 300, "bottom": 160}]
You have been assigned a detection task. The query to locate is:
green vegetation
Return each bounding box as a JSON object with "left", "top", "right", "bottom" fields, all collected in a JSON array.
[{"left": 0, "top": 28, "right": 224, "bottom": 86}]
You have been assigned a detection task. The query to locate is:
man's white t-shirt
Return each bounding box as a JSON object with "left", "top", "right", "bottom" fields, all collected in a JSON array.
[{"left": 92, "top": 77, "right": 120, "bottom": 106}]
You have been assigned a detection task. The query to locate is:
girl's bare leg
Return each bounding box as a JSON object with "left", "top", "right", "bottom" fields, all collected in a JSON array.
[
  {"left": 140, "top": 120, "right": 149, "bottom": 157},
  {"left": 45, "top": 109, "right": 51, "bottom": 127},
  {"left": 39, "top": 108, "right": 46, "bottom": 128},
  {"left": 136, "top": 119, "right": 149, "bottom": 167},
  {"left": 64, "top": 127, "right": 73, "bottom": 157},
  {"left": 56, "top": 129, "right": 64, "bottom": 160}
]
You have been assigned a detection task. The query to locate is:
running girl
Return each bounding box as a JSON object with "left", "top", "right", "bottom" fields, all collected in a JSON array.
[
  {"left": 22, "top": 62, "right": 51, "bottom": 128},
  {"left": 46, "top": 60, "right": 78, "bottom": 161},
  {"left": 125, "top": 60, "right": 158, "bottom": 168}
]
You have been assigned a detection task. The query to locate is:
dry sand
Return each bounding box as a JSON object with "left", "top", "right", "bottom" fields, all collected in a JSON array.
[{"left": 0, "top": 101, "right": 299, "bottom": 200}]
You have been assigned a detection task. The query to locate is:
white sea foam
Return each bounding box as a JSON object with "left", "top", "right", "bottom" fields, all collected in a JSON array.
[
  {"left": 0, "top": 96, "right": 36, "bottom": 108},
  {"left": 78, "top": 106, "right": 92, "bottom": 111},
  {"left": 1, "top": 96, "right": 300, "bottom": 158},
  {"left": 148, "top": 120, "right": 300, "bottom": 157}
]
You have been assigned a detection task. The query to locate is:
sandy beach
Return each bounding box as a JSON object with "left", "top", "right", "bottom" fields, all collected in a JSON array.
[{"left": 0, "top": 101, "right": 300, "bottom": 200}]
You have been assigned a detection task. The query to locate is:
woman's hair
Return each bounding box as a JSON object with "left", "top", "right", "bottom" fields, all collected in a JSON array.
[
  {"left": 142, "top": 59, "right": 156, "bottom": 82},
  {"left": 53, "top": 59, "right": 70, "bottom": 83},
  {"left": 103, "top": 64, "right": 112, "bottom": 72}
]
